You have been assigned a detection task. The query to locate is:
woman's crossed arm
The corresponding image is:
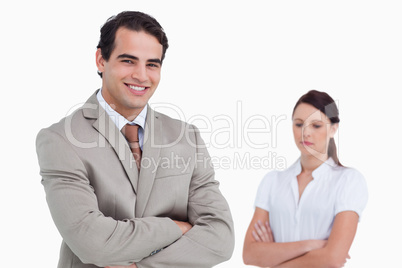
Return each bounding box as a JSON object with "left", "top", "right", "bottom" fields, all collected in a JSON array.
[{"left": 243, "top": 208, "right": 358, "bottom": 268}]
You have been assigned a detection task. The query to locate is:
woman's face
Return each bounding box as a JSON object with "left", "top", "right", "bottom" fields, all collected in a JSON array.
[{"left": 292, "top": 103, "right": 338, "bottom": 159}]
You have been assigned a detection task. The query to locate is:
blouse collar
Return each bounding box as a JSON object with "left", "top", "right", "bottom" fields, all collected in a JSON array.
[{"left": 291, "top": 157, "right": 337, "bottom": 180}]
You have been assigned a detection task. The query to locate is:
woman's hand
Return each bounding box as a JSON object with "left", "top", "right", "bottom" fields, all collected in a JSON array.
[
  {"left": 244, "top": 208, "right": 329, "bottom": 267},
  {"left": 252, "top": 220, "right": 274, "bottom": 243}
]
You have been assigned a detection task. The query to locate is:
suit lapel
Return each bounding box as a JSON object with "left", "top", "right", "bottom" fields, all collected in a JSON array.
[
  {"left": 83, "top": 91, "right": 139, "bottom": 193},
  {"left": 135, "top": 107, "right": 162, "bottom": 218}
]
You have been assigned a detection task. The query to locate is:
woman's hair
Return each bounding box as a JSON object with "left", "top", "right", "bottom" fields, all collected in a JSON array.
[
  {"left": 292, "top": 90, "right": 342, "bottom": 166},
  {"left": 96, "top": 11, "right": 169, "bottom": 77}
]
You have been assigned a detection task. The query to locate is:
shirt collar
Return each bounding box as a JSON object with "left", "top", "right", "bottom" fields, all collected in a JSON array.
[
  {"left": 291, "top": 157, "right": 336, "bottom": 179},
  {"left": 312, "top": 157, "right": 336, "bottom": 178},
  {"left": 96, "top": 88, "right": 147, "bottom": 131}
]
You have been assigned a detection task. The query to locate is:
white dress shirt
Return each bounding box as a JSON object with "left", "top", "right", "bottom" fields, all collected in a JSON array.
[
  {"left": 254, "top": 157, "right": 368, "bottom": 243},
  {"left": 96, "top": 88, "right": 146, "bottom": 149}
]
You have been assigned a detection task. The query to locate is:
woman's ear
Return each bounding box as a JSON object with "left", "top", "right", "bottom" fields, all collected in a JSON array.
[{"left": 330, "top": 123, "right": 339, "bottom": 138}]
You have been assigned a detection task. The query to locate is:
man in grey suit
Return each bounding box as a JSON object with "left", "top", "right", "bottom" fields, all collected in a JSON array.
[{"left": 36, "top": 11, "right": 234, "bottom": 268}]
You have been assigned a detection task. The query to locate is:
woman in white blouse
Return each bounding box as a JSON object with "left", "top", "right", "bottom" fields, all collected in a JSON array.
[{"left": 243, "top": 90, "right": 368, "bottom": 268}]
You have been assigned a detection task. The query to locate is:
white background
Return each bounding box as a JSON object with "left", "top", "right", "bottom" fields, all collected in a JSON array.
[{"left": 1, "top": 0, "right": 401, "bottom": 267}]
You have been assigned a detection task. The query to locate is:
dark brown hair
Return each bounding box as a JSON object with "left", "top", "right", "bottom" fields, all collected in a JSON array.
[
  {"left": 96, "top": 11, "right": 169, "bottom": 77},
  {"left": 292, "top": 90, "right": 342, "bottom": 166}
]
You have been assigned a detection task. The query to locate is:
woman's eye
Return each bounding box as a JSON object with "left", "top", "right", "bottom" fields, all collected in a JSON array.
[
  {"left": 295, "top": 123, "right": 303, "bottom": 127},
  {"left": 313, "top": 124, "right": 322, "bottom": 129}
]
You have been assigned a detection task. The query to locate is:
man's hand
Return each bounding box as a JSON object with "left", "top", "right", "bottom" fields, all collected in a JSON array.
[
  {"left": 105, "top": 263, "right": 137, "bottom": 268},
  {"left": 173, "top": 220, "right": 192, "bottom": 234}
]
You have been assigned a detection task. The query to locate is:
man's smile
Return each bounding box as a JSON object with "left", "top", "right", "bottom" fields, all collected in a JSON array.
[{"left": 125, "top": 83, "right": 149, "bottom": 95}]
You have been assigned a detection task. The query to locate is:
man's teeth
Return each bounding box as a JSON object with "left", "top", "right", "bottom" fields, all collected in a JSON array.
[{"left": 128, "top": 85, "right": 146, "bottom": 91}]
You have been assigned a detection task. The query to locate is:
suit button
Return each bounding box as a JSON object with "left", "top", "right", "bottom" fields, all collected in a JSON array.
[{"left": 150, "top": 249, "right": 162, "bottom": 256}]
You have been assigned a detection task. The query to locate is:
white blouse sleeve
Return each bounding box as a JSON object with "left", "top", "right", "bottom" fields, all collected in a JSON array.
[
  {"left": 335, "top": 168, "right": 369, "bottom": 219},
  {"left": 254, "top": 172, "right": 277, "bottom": 212}
]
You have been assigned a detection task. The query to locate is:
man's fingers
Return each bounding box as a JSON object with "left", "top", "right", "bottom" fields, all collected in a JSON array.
[{"left": 105, "top": 263, "right": 138, "bottom": 268}]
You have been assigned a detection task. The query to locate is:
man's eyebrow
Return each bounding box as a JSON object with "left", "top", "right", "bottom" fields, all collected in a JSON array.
[
  {"left": 117, "top": 54, "right": 161, "bottom": 65},
  {"left": 148, "top": 58, "right": 162, "bottom": 65},
  {"left": 117, "top": 54, "right": 139, "bottom": 60}
]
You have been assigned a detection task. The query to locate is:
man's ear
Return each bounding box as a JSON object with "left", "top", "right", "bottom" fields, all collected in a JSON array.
[{"left": 96, "top": 48, "right": 105, "bottom": 73}]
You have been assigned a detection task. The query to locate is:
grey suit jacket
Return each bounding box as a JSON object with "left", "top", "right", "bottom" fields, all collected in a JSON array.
[{"left": 36, "top": 91, "right": 234, "bottom": 268}]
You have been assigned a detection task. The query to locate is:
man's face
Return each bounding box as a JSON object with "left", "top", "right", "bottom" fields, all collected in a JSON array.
[{"left": 96, "top": 28, "right": 163, "bottom": 120}]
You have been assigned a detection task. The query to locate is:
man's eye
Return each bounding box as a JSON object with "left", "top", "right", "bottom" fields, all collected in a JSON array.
[
  {"left": 148, "top": 63, "right": 159, "bottom": 68},
  {"left": 122, "top": 60, "right": 133, "bottom": 64}
]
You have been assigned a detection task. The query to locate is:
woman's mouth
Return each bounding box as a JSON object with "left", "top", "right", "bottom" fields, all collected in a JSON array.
[{"left": 302, "top": 141, "right": 313, "bottom": 146}]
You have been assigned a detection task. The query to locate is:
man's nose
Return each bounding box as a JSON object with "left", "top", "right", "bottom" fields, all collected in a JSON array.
[{"left": 132, "top": 65, "right": 148, "bottom": 82}]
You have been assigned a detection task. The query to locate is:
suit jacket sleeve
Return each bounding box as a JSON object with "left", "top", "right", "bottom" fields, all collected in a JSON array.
[
  {"left": 36, "top": 127, "right": 183, "bottom": 267},
  {"left": 136, "top": 125, "right": 235, "bottom": 268}
]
